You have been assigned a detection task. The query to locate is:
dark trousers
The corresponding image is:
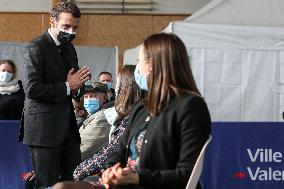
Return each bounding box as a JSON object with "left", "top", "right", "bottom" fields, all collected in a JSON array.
[{"left": 29, "top": 129, "right": 81, "bottom": 189}]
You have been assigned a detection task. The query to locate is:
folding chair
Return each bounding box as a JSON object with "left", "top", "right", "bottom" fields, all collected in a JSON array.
[{"left": 185, "top": 135, "right": 212, "bottom": 189}]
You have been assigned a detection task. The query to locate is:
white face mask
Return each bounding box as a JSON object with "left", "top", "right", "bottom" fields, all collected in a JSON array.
[
  {"left": 0, "top": 71, "right": 13, "bottom": 82},
  {"left": 104, "top": 107, "right": 119, "bottom": 125}
]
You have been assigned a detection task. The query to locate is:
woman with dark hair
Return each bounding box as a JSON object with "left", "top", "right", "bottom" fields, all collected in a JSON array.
[
  {"left": 0, "top": 59, "right": 25, "bottom": 120},
  {"left": 72, "top": 65, "right": 142, "bottom": 181},
  {"left": 99, "top": 33, "right": 211, "bottom": 189}
]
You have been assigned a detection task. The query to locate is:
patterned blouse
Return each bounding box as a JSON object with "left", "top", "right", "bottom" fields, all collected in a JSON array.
[
  {"left": 73, "top": 116, "right": 129, "bottom": 180},
  {"left": 127, "top": 116, "right": 150, "bottom": 172}
]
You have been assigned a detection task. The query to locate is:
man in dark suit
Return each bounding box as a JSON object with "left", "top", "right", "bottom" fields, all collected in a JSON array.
[{"left": 19, "top": 2, "right": 90, "bottom": 188}]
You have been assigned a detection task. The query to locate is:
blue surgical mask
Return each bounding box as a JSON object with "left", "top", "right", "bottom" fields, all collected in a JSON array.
[
  {"left": 0, "top": 71, "right": 13, "bottom": 82},
  {"left": 134, "top": 64, "right": 148, "bottom": 91},
  {"left": 84, "top": 98, "right": 100, "bottom": 114},
  {"left": 103, "top": 82, "right": 112, "bottom": 90}
]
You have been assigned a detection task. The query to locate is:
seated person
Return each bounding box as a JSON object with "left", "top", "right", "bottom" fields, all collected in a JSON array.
[
  {"left": 0, "top": 59, "right": 25, "bottom": 120},
  {"left": 98, "top": 71, "right": 115, "bottom": 106},
  {"left": 73, "top": 65, "right": 142, "bottom": 181},
  {"left": 80, "top": 82, "right": 111, "bottom": 161},
  {"left": 98, "top": 33, "right": 211, "bottom": 189}
]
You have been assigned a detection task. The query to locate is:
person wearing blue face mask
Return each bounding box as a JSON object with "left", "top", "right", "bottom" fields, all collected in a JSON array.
[
  {"left": 84, "top": 97, "right": 100, "bottom": 114},
  {"left": 98, "top": 71, "right": 116, "bottom": 106},
  {"left": 79, "top": 82, "right": 112, "bottom": 161},
  {"left": 100, "top": 33, "right": 211, "bottom": 189},
  {"left": 134, "top": 62, "right": 149, "bottom": 91},
  {"left": 0, "top": 59, "right": 25, "bottom": 120}
]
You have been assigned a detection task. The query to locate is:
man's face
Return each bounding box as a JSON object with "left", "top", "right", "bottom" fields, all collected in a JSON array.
[
  {"left": 84, "top": 91, "right": 107, "bottom": 106},
  {"left": 99, "top": 74, "right": 113, "bottom": 83},
  {"left": 50, "top": 12, "right": 80, "bottom": 37}
]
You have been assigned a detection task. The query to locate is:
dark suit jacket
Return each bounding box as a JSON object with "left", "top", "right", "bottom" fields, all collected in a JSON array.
[
  {"left": 20, "top": 31, "right": 80, "bottom": 147},
  {"left": 108, "top": 95, "right": 211, "bottom": 189}
]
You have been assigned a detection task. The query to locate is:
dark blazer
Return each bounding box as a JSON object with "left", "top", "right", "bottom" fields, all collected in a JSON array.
[
  {"left": 0, "top": 81, "right": 25, "bottom": 120},
  {"left": 108, "top": 95, "right": 211, "bottom": 189},
  {"left": 19, "top": 31, "right": 80, "bottom": 147}
]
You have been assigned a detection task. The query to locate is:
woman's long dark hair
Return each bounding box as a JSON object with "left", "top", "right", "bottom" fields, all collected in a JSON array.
[
  {"left": 143, "top": 33, "right": 200, "bottom": 116},
  {"left": 114, "top": 65, "right": 141, "bottom": 117}
]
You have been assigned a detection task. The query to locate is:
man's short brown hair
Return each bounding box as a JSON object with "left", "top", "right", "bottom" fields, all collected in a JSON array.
[{"left": 50, "top": 2, "right": 81, "bottom": 20}]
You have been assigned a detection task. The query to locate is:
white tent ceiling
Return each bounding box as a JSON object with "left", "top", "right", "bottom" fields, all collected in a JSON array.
[
  {"left": 166, "top": 0, "right": 284, "bottom": 49},
  {"left": 186, "top": 0, "right": 284, "bottom": 27}
]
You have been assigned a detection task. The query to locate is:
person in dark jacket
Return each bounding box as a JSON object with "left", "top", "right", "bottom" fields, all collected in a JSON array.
[
  {"left": 19, "top": 2, "right": 90, "bottom": 188},
  {"left": 52, "top": 33, "right": 211, "bottom": 189},
  {"left": 100, "top": 33, "right": 211, "bottom": 189},
  {"left": 0, "top": 59, "right": 24, "bottom": 120}
]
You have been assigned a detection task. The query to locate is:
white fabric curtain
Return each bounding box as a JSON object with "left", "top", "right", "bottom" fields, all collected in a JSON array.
[
  {"left": 0, "top": 42, "right": 118, "bottom": 84},
  {"left": 189, "top": 47, "right": 283, "bottom": 121}
]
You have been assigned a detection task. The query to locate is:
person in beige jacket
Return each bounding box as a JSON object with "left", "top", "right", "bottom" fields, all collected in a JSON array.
[{"left": 79, "top": 82, "right": 111, "bottom": 161}]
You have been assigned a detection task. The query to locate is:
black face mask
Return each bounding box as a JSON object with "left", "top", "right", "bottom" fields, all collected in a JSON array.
[{"left": 57, "top": 30, "right": 75, "bottom": 44}]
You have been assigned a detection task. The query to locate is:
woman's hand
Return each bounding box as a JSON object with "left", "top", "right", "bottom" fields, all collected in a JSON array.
[{"left": 100, "top": 163, "right": 139, "bottom": 188}]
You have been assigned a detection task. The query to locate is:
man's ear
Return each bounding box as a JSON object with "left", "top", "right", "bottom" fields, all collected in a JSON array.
[{"left": 50, "top": 17, "right": 57, "bottom": 28}]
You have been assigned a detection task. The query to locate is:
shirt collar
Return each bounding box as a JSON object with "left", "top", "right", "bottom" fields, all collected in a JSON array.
[{"left": 48, "top": 28, "right": 61, "bottom": 46}]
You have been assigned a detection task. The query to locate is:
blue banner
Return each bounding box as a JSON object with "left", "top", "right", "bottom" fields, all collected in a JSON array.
[
  {"left": 2, "top": 121, "right": 284, "bottom": 188},
  {"left": 0, "top": 121, "right": 31, "bottom": 189},
  {"left": 201, "top": 122, "right": 284, "bottom": 189}
]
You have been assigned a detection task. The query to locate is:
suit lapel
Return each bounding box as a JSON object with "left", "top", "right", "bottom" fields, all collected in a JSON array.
[
  {"left": 44, "top": 31, "right": 78, "bottom": 75},
  {"left": 43, "top": 32, "right": 70, "bottom": 74},
  {"left": 62, "top": 43, "right": 78, "bottom": 71}
]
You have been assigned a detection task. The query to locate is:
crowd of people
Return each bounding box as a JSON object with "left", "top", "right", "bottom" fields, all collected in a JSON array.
[{"left": 0, "top": 2, "right": 211, "bottom": 189}]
